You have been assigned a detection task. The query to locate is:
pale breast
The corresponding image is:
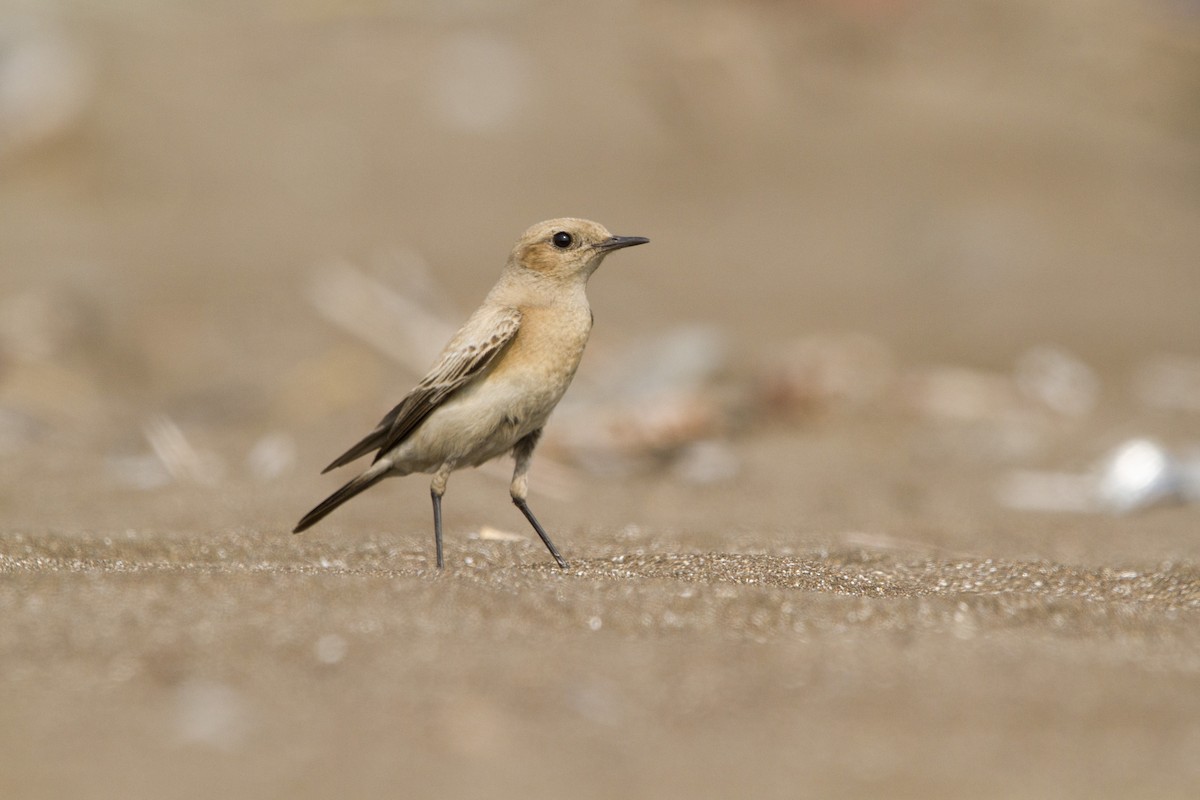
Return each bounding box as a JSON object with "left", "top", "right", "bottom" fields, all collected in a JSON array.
[
  {"left": 487, "top": 303, "right": 593, "bottom": 405},
  {"left": 394, "top": 301, "right": 593, "bottom": 470}
]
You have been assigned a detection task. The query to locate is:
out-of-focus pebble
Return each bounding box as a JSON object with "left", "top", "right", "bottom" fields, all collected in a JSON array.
[
  {"left": 760, "top": 333, "right": 893, "bottom": 415},
  {"left": 308, "top": 259, "right": 455, "bottom": 375},
  {"left": 1096, "top": 438, "right": 1184, "bottom": 513},
  {"left": 1014, "top": 345, "right": 1099, "bottom": 416},
  {"left": 0, "top": 20, "right": 90, "bottom": 162},
  {"left": 246, "top": 432, "right": 296, "bottom": 481},
  {"left": 314, "top": 633, "right": 348, "bottom": 665},
  {"left": 549, "top": 326, "right": 732, "bottom": 475},
  {"left": 903, "top": 367, "right": 1022, "bottom": 422},
  {"left": 143, "top": 414, "right": 224, "bottom": 485},
  {"left": 475, "top": 526, "right": 526, "bottom": 542},
  {"left": 999, "top": 438, "right": 1199, "bottom": 514},
  {"left": 555, "top": 389, "right": 727, "bottom": 476},
  {"left": 174, "top": 679, "right": 247, "bottom": 751}
]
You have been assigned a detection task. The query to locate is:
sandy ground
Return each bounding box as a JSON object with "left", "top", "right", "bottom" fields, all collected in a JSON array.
[
  {"left": 0, "top": 532, "right": 1197, "bottom": 799},
  {"left": 2, "top": 2, "right": 1199, "bottom": 798}
]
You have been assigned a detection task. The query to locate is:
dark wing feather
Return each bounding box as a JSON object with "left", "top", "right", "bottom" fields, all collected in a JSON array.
[{"left": 320, "top": 307, "right": 522, "bottom": 472}]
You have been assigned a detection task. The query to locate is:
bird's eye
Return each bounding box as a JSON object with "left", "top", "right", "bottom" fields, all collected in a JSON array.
[{"left": 552, "top": 231, "right": 573, "bottom": 249}]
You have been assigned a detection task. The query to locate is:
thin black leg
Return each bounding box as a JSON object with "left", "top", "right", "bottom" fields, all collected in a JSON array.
[
  {"left": 513, "top": 497, "right": 568, "bottom": 569},
  {"left": 431, "top": 489, "right": 444, "bottom": 569}
]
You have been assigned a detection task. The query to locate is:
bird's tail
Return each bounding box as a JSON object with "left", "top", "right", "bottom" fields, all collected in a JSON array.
[{"left": 293, "top": 462, "right": 391, "bottom": 533}]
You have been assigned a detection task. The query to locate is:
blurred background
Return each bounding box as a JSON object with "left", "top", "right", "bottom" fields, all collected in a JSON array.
[
  {"left": 1, "top": 0, "right": 1198, "bottom": 529},
  {"left": 1, "top": 1, "right": 1199, "bottom": 797}
]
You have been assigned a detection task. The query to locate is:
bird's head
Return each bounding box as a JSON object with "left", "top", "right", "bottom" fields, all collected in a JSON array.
[{"left": 510, "top": 218, "right": 648, "bottom": 282}]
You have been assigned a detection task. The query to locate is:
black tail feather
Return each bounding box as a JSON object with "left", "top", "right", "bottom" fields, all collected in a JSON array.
[
  {"left": 321, "top": 426, "right": 387, "bottom": 474},
  {"left": 293, "top": 468, "right": 387, "bottom": 533}
]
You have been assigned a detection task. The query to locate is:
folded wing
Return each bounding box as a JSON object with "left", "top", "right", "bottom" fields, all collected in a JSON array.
[{"left": 321, "top": 306, "right": 523, "bottom": 472}]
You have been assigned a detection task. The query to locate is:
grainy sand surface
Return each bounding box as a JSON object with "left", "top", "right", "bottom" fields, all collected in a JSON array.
[{"left": 3, "top": 421, "right": 1199, "bottom": 799}]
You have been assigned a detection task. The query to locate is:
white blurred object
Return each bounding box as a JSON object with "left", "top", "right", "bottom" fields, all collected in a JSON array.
[
  {"left": 314, "top": 634, "right": 348, "bottom": 665},
  {"left": 998, "top": 437, "right": 1199, "bottom": 514},
  {"left": 174, "top": 679, "right": 247, "bottom": 751},
  {"left": 475, "top": 525, "right": 527, "bottom": 542},
  {"left": 143, "top": 414, "right": 224, "bottom": 485},
  {"left": 0, "top": 19, "right": 90, "bottom": 161},
  {"left": 1096, "top": 438, "right": 1184, "bottom": 513},
  {"left": 308, "top": 258, "right": 456, "bottom": 375},
  {"left": 1014, "top": 345, "right": 1099, "bottom": 417},
  {"left": 246, "top": 432, "right": 297, "bottom": 481}
]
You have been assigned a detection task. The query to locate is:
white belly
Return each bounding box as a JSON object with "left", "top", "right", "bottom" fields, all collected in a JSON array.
[{"left": 388, "top": 346, "right": 583, "bottom": 471}]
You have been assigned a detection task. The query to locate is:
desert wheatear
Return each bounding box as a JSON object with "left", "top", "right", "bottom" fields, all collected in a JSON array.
[{"left": 293, "top": 218, "right": 649, "bottom": 569}]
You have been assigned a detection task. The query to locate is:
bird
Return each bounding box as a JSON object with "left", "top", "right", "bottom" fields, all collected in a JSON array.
[{"left": 293, "top": 218, "right": 649, "bottom": 569}]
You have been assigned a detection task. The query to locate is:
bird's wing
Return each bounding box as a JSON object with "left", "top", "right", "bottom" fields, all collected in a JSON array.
[{"left": 321, "top": 306, "right": 523, "bottom": 472}]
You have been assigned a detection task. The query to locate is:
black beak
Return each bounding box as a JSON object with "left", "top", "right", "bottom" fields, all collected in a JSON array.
[{"left": 596, "top": 235, "right": 649, "bottom": 252}]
